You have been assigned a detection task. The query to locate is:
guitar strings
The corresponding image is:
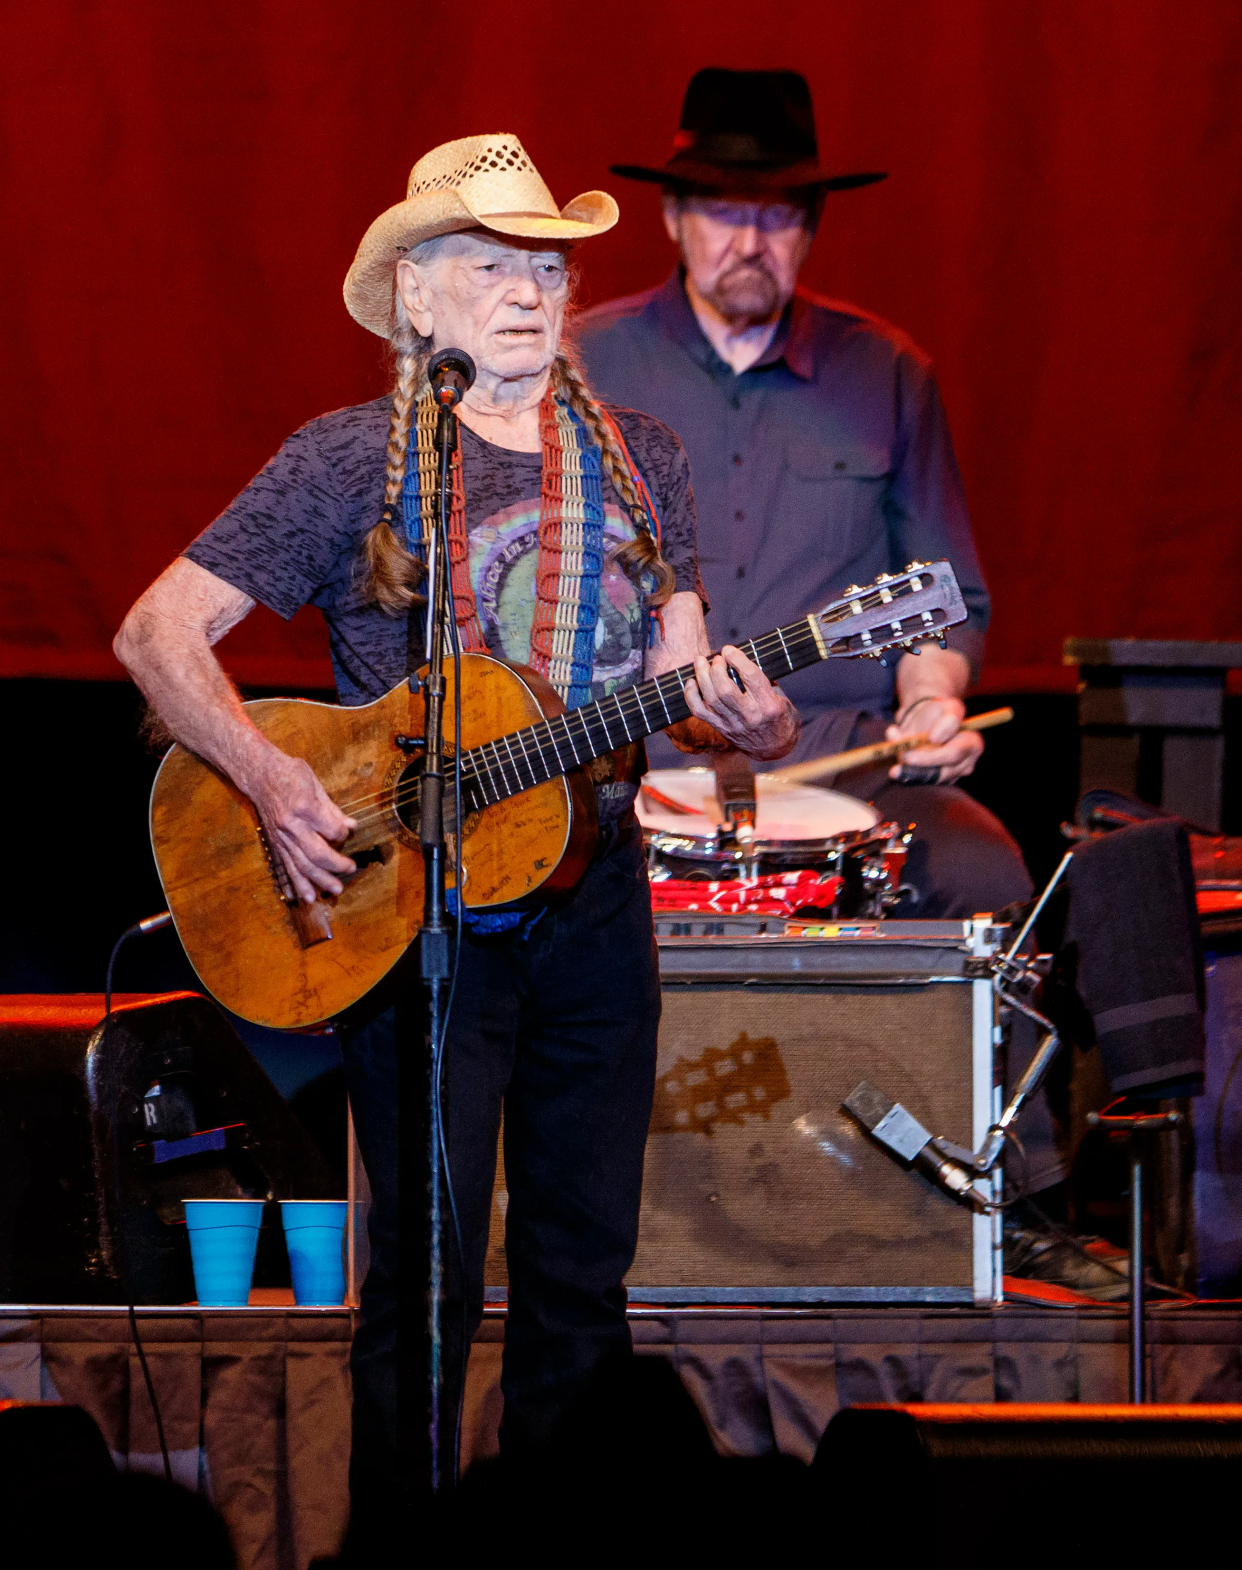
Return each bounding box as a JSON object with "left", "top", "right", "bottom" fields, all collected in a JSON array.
[
  {"left": 260, "top": 591, "right": 927, "bottom": 846},
  {"left": 328, "top": 624, "right": 856, "bottom": 836},
  {"left": 324, "top": 584, "right": 916, "bottom": 820},
  {"left": 224, "top": 627, "right": 779, "bottom": 876},
  {"left": 331, "top": 675, "right": 668, "bottom": 832},
  {"left": 214, "top": 583, "right": 932, "bottom": 902},
  {"left": 324, "top": 602, "right": 923, "bottom": 836},
  {"left": 328, "top": 618, "right": 826, "bottom": 824}
]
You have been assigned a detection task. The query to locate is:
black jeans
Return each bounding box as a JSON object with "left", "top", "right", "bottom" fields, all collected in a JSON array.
[
  {"left": 340, "top": 824, "right": 661, "bottom": 1522},
  {"left": 867, "top": 780, "right": 1033, "bottom": 918}
]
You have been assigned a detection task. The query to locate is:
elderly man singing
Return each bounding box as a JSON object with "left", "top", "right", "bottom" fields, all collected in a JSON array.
[
  {"left": 579, "top": 69, "right": 1032, "bottom": 921},
  {"left": 114, "top": 136, "right": 797, "bottom": 1528}
]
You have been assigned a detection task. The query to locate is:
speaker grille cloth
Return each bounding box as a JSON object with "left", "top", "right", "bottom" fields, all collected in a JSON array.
[{"left": 484, "top": 983, "right": 976, "bottom": 1293}]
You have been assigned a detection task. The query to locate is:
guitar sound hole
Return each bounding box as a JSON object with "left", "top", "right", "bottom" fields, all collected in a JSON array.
[{"left": 395, "top": 757, "right": 462, "bottom": 837}]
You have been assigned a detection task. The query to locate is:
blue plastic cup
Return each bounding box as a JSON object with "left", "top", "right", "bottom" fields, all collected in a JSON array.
[
  {"left": 280, "top": 1201, "right": 348, "bottom": 1306},
  {"left": 183, "top": 1199, "right": 265, "bottom": 1306}
]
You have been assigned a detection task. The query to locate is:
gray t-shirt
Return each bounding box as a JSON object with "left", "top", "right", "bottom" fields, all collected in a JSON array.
[{"left": 185, "top": 397, "right": 704, "bottom": 707}]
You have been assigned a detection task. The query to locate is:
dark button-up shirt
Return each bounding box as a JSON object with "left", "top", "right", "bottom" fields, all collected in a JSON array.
[{"left": 577, "top": 272, "right": 989, "bottom": 763}]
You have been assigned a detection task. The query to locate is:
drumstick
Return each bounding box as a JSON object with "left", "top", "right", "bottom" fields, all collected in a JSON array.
[
  {"left": 765, "top": 707, "right": 1015, "bottom": 786},
  {"left": 640, "top": 782, "right": 706, "bottom": 815}
]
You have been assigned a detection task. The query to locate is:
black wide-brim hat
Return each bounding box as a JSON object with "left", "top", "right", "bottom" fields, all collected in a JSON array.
[{"left": 611, "top": 68, "right": 886, "bottom": 194}]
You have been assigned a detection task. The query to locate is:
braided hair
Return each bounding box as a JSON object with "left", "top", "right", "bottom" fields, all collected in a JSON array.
[
  {"left": 549, "top": 348, "right": 674, "bottom": 607},
  {"left": 360, "top": 309, "right": 431, "bottom": 614}
]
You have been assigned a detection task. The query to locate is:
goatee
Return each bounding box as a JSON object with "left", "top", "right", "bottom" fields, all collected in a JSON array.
[{"left": 703, "top": 262, "right": 782, "bottom": 325}]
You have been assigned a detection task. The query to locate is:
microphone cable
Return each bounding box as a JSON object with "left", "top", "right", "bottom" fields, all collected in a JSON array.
[
  {"left": 421, "top": 404, "right": 471, "bottom": 1484},
  {"left": 431, "top": 534, "right": 469, "bottom": 1481},
  {"left": 104, "top": 914, "right": 175, "bottom": 1485}
]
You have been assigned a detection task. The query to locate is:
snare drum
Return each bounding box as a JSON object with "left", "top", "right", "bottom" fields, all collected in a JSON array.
[{"left": 637, "top": 768, "right": 909, "bottom": 917}]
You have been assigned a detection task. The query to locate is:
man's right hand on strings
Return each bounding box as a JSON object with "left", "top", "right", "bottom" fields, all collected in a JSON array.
[
  {"left": 114, "top": 556, "right": 356, "bottom": 904},
  {"left": 244, "top": 749, "right": 357, "bottom": 904}
]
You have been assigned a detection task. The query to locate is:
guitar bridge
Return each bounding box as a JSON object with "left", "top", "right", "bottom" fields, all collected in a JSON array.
[
  {"left": 257, "top": 823, "right": 335, "bottom": 949},
  {"left": 288, "top": 899, "right": 333, "bottom": 948}
]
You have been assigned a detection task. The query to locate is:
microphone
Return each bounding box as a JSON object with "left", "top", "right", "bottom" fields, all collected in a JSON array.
[
  {"left": 427, "top": 348, "right": 476, "bottom": 408},
  {"left": 843, "top": 1080, "right": 984, "bottom": 1209}
]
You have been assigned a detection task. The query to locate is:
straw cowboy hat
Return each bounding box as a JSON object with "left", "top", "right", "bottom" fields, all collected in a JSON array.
[{"left": 344, "top": 133, "right": 619, "bottom": 336}]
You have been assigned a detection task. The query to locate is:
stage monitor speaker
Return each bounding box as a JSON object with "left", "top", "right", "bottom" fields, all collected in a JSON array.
[
  {"left": 816, "top": 1403, "right": 1242, "bottom": 1560},
  {"left": 485, "top": 918, "right": 1002, "bottom": 1305},
  {"left": 0, "top": 992, "right": 339, "bottom": 1305}
]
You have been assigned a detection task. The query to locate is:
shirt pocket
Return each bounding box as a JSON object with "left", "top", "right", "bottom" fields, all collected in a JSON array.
[
  {"left": 785, "top": 439, "right": 890, "bottom": 560},
  {"left": 787, "top": 440, "right": 889, "bottom": 481}
]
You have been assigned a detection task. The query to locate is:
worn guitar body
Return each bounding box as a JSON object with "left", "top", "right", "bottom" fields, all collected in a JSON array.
[{"left": 150, "top": 654, "right": 597, "bottom": 1031}]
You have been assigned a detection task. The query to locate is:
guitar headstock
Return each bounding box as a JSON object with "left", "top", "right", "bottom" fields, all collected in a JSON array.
[{"left": 815, "top": 560, "right": 967, "bottom": 664}]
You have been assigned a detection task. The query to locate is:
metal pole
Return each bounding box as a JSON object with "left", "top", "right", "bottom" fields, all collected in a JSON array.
[
  {"left": 417, "top": 398, "right": 456, "bottom": 1490},
  {"left": 998, "top": 850, "right": 1074, "bottom": 972},
  {"left": 1129, "top": 1139, "right": 1145, "bottom": 1403},
  {"left": 1088, "top": 1110, "right": 1180, "bottom": 1406},
  {"left": 426, "top": 970, "right": 444, "bottom": 1483}
]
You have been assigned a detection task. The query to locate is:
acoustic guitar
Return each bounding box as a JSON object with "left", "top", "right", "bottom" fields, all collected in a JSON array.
[{"left": 150, "top": 561, "right": 966, "bottom": 1029}]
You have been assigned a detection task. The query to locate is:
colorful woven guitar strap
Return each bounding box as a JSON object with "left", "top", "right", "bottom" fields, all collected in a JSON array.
[
  {"left": 402, "top": 390, "right": 659, "bottom": 709},
  {"left": 403, "top": 394, "right": 486, "bottom": 653}
]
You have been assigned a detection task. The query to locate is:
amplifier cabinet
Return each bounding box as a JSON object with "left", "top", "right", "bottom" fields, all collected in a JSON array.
[{"left": 485, "top": 919, "right": 1004, "bottom": 1306}]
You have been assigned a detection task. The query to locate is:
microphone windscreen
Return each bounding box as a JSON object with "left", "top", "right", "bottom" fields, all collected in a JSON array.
[{"left": 427, "top": 348, "right": 477, "bottom": 392}]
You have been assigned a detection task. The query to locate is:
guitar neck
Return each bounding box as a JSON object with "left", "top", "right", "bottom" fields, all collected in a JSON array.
[{"left": 456, "top": 613, "right": 831, "bottom": 810}]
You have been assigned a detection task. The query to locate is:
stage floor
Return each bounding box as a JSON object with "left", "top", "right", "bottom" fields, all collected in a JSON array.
[{"left": 4, "top": 1302, "right": 1241, "bottom": 1569}]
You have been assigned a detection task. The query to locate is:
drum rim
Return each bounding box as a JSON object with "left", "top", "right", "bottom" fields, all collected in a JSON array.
[
  {"left": 643, "top": 821, "right": 902, "bottom": 861},
  {"left": 638, "top": 772, "right": 881, "bottom": 832}
]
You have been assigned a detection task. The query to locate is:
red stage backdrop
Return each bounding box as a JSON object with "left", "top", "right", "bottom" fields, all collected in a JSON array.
[{"left": 2, "top": 0, "right": 1240, "bottom": 691}]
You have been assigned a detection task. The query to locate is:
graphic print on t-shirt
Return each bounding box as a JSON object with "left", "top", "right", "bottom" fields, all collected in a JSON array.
[{"left": 469, "top": 500, "right": 643, "bottom": 701}]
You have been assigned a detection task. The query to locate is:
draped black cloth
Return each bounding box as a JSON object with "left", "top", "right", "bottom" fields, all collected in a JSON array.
[{"left": 1064, "top": 820, "right": 1206, "bottom": 1096}]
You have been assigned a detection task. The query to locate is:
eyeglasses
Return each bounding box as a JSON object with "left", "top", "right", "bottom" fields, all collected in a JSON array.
[{"left": 680, "top": 197, "right": 810, "bottom": 233}]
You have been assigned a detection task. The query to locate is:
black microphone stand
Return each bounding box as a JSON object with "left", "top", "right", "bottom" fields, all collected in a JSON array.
[{"left": 418, "top": 369, "right": 462, "bottom": 1492}]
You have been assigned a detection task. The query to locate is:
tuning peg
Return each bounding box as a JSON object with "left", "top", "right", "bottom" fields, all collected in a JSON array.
[
  {"left": 844, "top": 584, "right": 863, "bottom": 597},
  {"left": 874, "top": 572, "right": 893, "bottom": 584},
  {"left": 904, "top": 561, "right": 928, "bottom": 573},
  {"left": 938, "top": 636, "right": 947, "bottom": 649}
]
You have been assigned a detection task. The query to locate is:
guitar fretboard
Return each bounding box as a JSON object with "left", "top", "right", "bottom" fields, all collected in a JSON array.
[
  {"left": 450, "top": 617, "right": 828, "bottom": 810},
  {"left": 443, "top": 563, "right": 953, "bottom": 810}
]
